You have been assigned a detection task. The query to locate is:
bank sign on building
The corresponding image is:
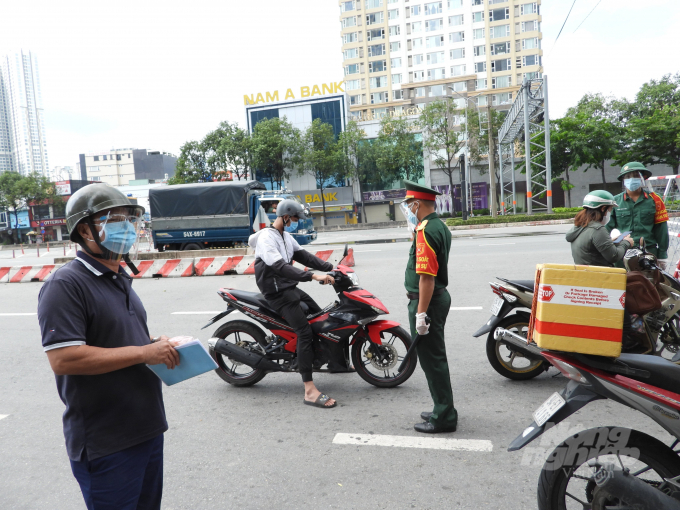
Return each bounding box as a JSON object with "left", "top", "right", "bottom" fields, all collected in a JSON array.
[{"left": 244, "top": 81, "right": 360, "bottom": 226}]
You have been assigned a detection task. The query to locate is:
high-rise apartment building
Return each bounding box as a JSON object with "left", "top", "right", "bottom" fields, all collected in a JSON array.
[
  {"left": 339, "top": 0, "right": 542, "bottom": 119},
  {"left": 0, "top": 50, "right": 49, "bottom": 175}
]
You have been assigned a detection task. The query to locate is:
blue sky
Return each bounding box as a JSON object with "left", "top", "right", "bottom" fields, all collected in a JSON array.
[{"left": 1, "top": 0, "right": 677, "bottom": 169}]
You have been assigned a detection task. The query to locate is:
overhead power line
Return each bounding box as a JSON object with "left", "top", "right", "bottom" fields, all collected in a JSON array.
[
  {"left": 573, "top": 0, "right": 602, "bottom": 33},
  {"left": 554, "top": 0, "right": 577, "bottom": 45},
  {"left": 548, "top": 0, "right": 577, "bottom": 59}
]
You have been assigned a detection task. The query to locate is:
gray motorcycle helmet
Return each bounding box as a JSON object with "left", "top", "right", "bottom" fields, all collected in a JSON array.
[{"left": 276, "top": 199, "right": 306, "bottom": 219}]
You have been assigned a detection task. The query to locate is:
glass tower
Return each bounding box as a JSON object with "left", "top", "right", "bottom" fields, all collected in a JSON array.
[{"left": 0, "top": 50, "right": 49, "bottom": 175}]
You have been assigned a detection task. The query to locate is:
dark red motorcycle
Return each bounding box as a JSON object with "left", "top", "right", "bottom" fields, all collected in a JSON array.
[{"left": 204, "top": 265, "right": 417, "bottom": 388}]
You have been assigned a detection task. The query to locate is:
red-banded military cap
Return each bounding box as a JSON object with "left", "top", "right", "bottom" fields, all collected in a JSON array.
[{"left": 403, "top": 179, "right": 442, "bottom": 201}]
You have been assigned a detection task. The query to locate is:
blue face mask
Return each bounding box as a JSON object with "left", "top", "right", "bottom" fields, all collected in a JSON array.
[
  {"left": 100, "top": 221, "right": 137, "bottom": 254},
  {"left": 284, "top": 220, "right": 298, "bottom": 233},
  {"left": 624, "top": 178, "right": 642, "bottom": 192}
]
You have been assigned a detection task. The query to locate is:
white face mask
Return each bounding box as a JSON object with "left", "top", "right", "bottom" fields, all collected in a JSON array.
[{"left": 602, "top": 210, "right": 612, "bottom": 225}]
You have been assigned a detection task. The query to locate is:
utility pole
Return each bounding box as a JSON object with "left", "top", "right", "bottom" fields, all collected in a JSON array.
[
  {"left": 459, "top": 153, "right": 468, "bottom": 220},
  {"left": 487, "top": 105, "right": 498, "bottom": 218}
]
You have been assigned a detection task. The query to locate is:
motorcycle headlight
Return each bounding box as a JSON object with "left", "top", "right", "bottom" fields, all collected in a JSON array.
[
  {"left": 297, "top": 229, "right": 308, "bottom": 235},
  {"left": 348, "top": 272, "right": 360, "bottom": 286}
]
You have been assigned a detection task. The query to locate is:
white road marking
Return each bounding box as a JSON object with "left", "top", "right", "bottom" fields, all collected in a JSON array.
[
  {"left": 479, "top": 243, "right": 516, "bottom": 246},
  {"left": 0, "top": 415, "right": 8, "bottom": 421},
  {"left": 351, "top": 250, "right": 382, "bottom": 253},
  {"left": 0, "top": 313, "right": 37, "bottom": 316},
  {"left": 171, "top": 311, "right": 225, "bottom": 315},
  {"left": 333, "top": 433, "right": 493, "bottom": 452},
  {"left": 450, "top": 307, "right": 483, "bottom": 310}
]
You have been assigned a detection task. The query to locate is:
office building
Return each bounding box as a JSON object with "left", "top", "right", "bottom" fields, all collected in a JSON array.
[
  {"left": 78, "top": 148, "right": 177, "bottom": 186},
  {"left": 245, "top": 92, "right": 357, "bottom": 225},
  {"left": 340, "top": 0, "right": 542, "bottom": 119},
  {"left": 0, "top": 50, "right": 49, "bottom": 175}
]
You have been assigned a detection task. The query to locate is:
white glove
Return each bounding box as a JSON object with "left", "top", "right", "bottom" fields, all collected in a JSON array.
[
  {"left": 610, "top": 229, "right": 621, "bottom": 241},
  {"left": 415, "top": 312, "right": 430, "bottom": 335},
  {"left": 658, "top": 259, "right": 668, "bottom": 270}
]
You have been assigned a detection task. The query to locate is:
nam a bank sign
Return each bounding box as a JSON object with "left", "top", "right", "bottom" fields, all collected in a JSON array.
[{"left": 243, "top": 81, "right": 345, "bottom": 105}]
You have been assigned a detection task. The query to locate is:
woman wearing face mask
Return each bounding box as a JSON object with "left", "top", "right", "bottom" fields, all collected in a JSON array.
[{"left": 566, "top": 190, "right": 634, "bottom": 267}]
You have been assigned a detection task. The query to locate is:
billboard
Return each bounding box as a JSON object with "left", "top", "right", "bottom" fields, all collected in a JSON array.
[{"left": 55, "top": 181, "right": 72, "bottom": 195}]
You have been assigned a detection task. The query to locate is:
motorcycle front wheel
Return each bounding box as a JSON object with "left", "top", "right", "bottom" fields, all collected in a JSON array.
[
  {"left": 486, "top": 315, "right": 548, "bottom": 380},
  {"left": 209, "top": 321, "right": 267, "bottom": 387},
  {"left": 352, "top": 326, "right": 417, "bottom": 388},
  {"left": 537, "top": 427, "right": 680, "bottom": 510}
]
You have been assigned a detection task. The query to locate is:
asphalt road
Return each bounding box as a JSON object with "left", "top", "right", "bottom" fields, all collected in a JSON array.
[{"left": 0, "top": 225, "right": 673, "bottom": 509}]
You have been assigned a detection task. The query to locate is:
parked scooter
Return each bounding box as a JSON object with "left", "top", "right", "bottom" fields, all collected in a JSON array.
[
  {"left": 476, "top": 239, "right": 680, "bottom": 380},
  {"left": 472, "top": 277, "right": 550, "bottom": 380},
  {"left": 498, "top": 326, "right": 680, "bottom": 509},
  {"left": 202, "top": 263, "right": 417, "bottom": 388}
]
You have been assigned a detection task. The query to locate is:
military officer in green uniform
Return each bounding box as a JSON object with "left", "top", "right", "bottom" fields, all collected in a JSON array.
[
  {"left": 401, "top": 180, "right": 457, "bottom": 433},
  {"left": 606, "top": 162, "right": 670, "bottom": 269}
]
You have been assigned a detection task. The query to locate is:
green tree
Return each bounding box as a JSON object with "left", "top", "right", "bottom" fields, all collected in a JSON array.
[
  {"left": 564, "top": 93, "right": 623, "bottom": 184},
  {"left": 616, "top": 74, "right": 680, "bottom": 173},
  {"left": 223, "top": 126, "right": 252, "bottom": 180},
  {"left": 419, "top": 98, "right": 466, "bottom": 209},
  {"left": 298, "top": 119, "right": 344, "bottom": 226},
  {"left": 168, "top": 140, "right": 209, "bottom": 184},
  {"left": 338, "top": 120, "right": 369, "bottom": 223},
  {"left": 375, "top": 115, "right": 424, "bottom": 182},
  {"left": 202, "top": 122, "right": 232, "bottom": 179},
  {"left": 0, "top": 172, "right": 54, "bottom": 243},
  {"left": 250, "top": 117, "right": 300, "bottom": 189}
]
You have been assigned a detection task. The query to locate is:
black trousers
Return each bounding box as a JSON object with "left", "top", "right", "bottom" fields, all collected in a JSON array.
[{"left": 266, "top": 287, "right": 321, "bottom": 383}]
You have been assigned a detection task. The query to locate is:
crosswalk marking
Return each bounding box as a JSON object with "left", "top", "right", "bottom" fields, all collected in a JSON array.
[
  {"left": 333, "top": 433, "right": 493, "bottom": 452},
  {"left": 0, "top": 415, "right": 8, "bottom": 421}
]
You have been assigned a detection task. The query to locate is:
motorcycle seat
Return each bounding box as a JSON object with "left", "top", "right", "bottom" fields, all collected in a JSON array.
[
  {"left": 228, "top": 289, "right": 309, "bottom": 316},
  {"left": 616, "top": 354, "right": 680, "bottom": 394},
  {"left": 497, "top": 277, "right": 534, "bottom": 293},
  {"left": 228, "top": 290, "right": 277, "bottom": 311}
]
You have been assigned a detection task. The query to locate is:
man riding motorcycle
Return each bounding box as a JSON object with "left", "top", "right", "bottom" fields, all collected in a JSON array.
[{"left": 248, "top": 199, "right": 339, "bottom": 408}]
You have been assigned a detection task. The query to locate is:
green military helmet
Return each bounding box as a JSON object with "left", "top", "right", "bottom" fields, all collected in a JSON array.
[
  {"left": 582, "top": 190, "right": 618, "bottom": 209},
  {"left": 617, "top": 162, "right": 652, "bottom": 181},
  {"left": 66, "top": 183, "right": 145, "bottom": 242}
]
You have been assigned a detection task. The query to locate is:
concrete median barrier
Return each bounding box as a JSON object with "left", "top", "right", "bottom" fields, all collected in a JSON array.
[
  {"left": 2, "top": 248, "right": 354, "bottom": 282},
  {"left": 0, "top": 264, "right": 63, "bottom": 283},
  {"left": 121, "top": 258, "right": 194, "bottom": 278}
]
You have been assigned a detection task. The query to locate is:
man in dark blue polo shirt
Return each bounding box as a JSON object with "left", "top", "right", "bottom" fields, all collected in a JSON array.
[{"left": 38, "top": 184, "right": 179, "bottom": 510}]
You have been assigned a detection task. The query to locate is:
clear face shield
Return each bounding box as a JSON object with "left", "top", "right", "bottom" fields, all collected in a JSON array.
[
  {"left": 91, "top": 208, "right": 144, "bottom": 262},
  {"left": 400, "top": 201, "right": 419, "bottom": 232}
]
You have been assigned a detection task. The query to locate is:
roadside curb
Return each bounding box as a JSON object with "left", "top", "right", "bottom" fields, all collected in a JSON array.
[{"left": 448, "top": 218, "right": 575, "bottom": 230}]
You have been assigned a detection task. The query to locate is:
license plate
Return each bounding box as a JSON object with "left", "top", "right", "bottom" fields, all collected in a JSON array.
[
  {"left": 490, "top": 296, "right": 504, "bottom": 316},
  {"left": 532, "top": 392, "right": 566, "bottom": 427}
]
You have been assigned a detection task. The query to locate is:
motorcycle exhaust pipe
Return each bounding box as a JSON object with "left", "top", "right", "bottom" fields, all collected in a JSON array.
[
  {"left": 210, "top": 338, "right": 285, "bottom": 372},
  {"left": 594, "top": 464, "right": 680, "bottom": 510},
  {"left": 493, "top": 328, "right": 545, "bottom": 361}
]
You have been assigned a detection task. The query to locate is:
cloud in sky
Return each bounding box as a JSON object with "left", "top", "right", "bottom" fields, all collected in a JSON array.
[{"left": 1, "top": 0, "right": 678, "bottom": 168}]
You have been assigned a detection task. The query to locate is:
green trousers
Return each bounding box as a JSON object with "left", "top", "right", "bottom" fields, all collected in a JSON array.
[{"left": 408, "top": 290, "right": 457, "bottom": 428}]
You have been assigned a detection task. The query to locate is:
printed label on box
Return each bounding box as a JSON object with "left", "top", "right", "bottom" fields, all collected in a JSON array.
[{"left": 538, "top": 284, "right": 625, "bottom": 309}]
